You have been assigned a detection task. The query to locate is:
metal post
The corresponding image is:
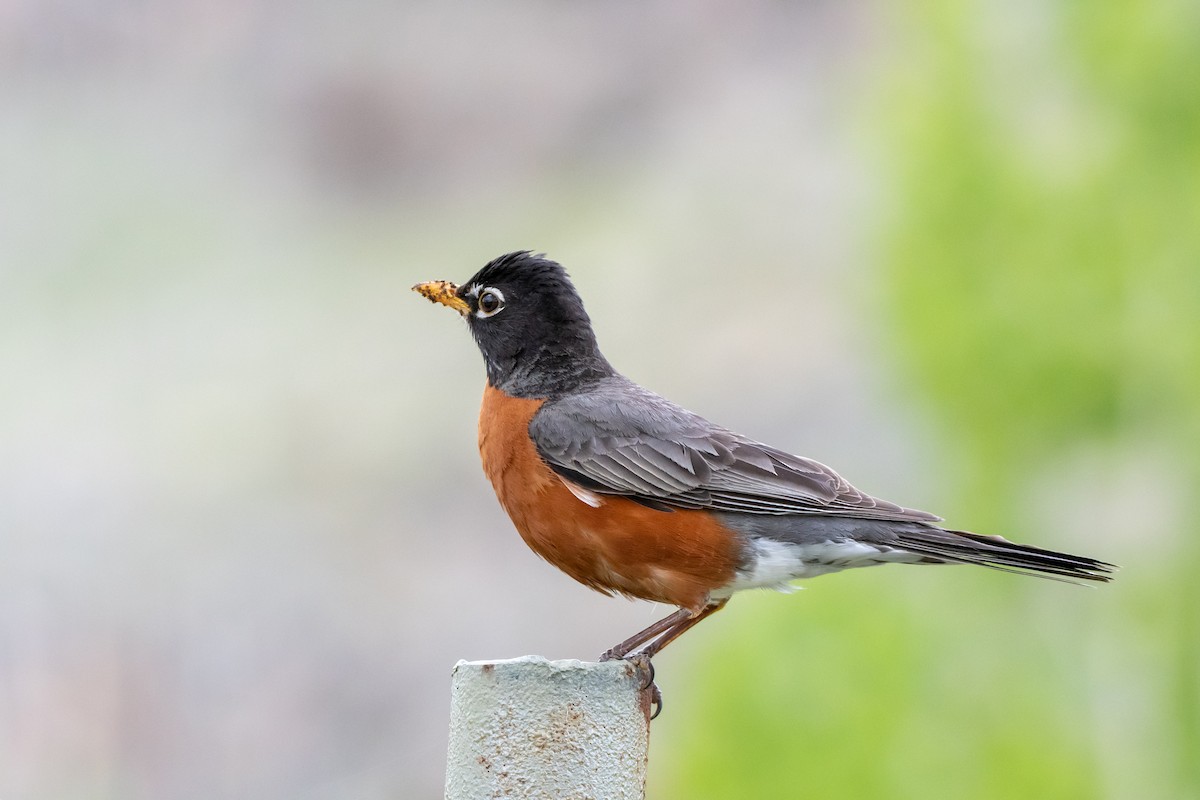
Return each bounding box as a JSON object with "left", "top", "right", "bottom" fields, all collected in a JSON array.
[{"left": 446, "top": 656, "right": 651, "bottom": 799}]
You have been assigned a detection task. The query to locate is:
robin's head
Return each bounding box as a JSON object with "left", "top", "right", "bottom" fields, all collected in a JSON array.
[{"left": 414, "top": 251, "right": 614, "bottom": 397}]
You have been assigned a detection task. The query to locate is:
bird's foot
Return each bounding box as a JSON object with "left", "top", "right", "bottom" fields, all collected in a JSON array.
[
  {"left": 602, "top": 651, "right": 663, "bottom": 720},
  {"left": 646, "top": 682, "right": 663, "bottom": 720}
]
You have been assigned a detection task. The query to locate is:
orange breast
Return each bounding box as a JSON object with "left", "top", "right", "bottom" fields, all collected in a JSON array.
[{"left": 477, "top": 385, "right": 743, "bottom": 611}]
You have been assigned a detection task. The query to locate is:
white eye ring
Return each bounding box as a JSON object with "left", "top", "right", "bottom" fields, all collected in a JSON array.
[{"left": 475, "top": 287, "right": 505, "bottom": 318}]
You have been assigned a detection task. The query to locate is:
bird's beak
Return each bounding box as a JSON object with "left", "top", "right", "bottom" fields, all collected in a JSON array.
[{"left": 413, "top": 280, "right": 470, "bottom": 316}]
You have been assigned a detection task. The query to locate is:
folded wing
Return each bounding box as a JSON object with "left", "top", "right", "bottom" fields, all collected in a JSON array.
[{"left": 530, "top": 378, "right": 941, "bottom": 523}]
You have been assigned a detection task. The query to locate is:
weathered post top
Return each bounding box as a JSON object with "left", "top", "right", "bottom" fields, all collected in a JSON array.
[{"left": 446, "top": 656, "right": 652, "bottom": 800}]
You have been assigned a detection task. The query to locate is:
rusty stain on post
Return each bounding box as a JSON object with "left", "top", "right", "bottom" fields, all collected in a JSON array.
[{"left": 446, "top": 656, "right": 651, "bottom": 799}]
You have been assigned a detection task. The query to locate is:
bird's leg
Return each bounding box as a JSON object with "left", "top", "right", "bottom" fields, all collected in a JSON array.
[
  {"left": 599, "top": 608, "right": 692, "bottom": 721},
  {"left": 599, "top": 608, "right": 693, "bottom": 661},
  {"left": 636, "top": 599, "right": 728, "bottom": 659},
  {"left": 598, "top": 601, "right": 729, "bottom": 720}
]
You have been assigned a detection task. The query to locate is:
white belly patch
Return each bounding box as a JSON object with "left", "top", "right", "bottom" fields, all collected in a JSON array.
[{"left": 710, "top": 538, "right": 923, "bottom": 598}]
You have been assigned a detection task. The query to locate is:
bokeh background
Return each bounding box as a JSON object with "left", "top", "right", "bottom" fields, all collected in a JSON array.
[{"left": 2, "top": 1, "right": 1196, "bottom": 798}]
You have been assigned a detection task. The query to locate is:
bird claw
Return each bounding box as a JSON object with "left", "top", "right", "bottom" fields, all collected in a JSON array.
[
  {"left": 623, "top": 652, "right": 655, "bottom": 689},
  {"left": 647, "top": 682, "right": 663, "bottom": 720},
  {"left": 607, "top": 652, "right": 663, "bottom": 720}
]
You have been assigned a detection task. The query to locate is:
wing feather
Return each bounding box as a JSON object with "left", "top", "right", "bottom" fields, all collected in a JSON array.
[{"left": 529, "top": 377, "right": 941, "bottom": 523}]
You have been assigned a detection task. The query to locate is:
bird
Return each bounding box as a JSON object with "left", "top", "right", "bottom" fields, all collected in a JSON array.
[{"left": 413, "top": 251, "right": 1115, "bottom": 715}]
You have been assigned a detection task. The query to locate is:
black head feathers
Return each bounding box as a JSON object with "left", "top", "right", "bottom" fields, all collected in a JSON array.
[
  {"left": 458, "top": 252, "right": 614, "bottom": 397},
  {"left": 467, "top": 251, "right": 565, "bottom": 288}
]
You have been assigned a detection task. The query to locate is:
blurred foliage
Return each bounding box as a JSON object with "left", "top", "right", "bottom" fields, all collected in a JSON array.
[
  {"left": 882, "top": 0, "right": 1200, "bottom": 523},
  {"left": 654, "top": 1, "right": 1200, "bottom": 798}
]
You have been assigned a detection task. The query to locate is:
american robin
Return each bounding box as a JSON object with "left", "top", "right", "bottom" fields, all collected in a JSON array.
[{"left": 414, "top": 251, "right": 1114, "bottom": 715}]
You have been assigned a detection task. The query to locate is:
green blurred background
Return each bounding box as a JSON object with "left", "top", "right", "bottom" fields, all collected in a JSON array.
[{"left": 2, "top": 1, "right": 1195, "bottom": 798}]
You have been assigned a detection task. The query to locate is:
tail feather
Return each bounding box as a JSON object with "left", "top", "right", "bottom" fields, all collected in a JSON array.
[{"left": 894, "top": 528, "right": 1116, "bottom": 584}]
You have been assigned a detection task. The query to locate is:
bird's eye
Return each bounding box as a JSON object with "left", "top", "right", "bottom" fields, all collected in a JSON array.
[{"left": 476, "top": 288, "right": 505, "bottom": 318}]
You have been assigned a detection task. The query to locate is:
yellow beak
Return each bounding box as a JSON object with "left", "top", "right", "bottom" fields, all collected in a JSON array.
[{"left": 413, "top": 280, "right": 470, "bottom": 316}]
